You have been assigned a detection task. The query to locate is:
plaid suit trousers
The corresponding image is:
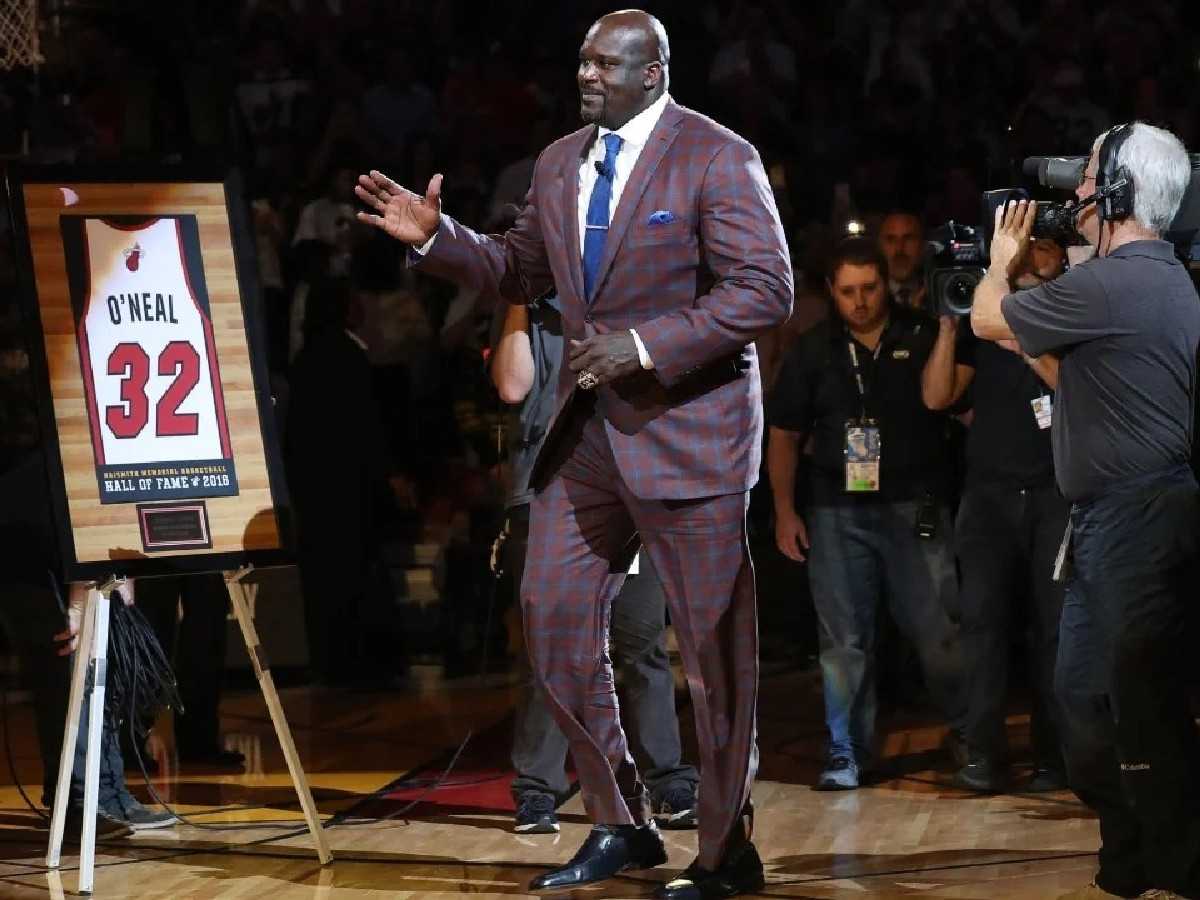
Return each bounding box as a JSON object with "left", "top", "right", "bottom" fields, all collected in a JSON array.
[{"left": 522, "top": 397, "right": 759, "bottom": 870}]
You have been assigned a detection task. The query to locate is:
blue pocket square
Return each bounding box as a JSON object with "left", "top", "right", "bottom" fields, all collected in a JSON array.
[{"left": 647, "top": 210, "right": 676, "bottom": 225}]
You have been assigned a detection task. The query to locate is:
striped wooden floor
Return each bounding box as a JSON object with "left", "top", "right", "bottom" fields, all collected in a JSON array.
[{"left": 0, "top": 665, "right": 1101, "bottom": 898}]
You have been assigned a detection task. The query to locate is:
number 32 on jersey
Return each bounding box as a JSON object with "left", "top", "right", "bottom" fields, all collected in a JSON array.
[{"left": 62, "top": 215, "right": 239, "bottom": 505}]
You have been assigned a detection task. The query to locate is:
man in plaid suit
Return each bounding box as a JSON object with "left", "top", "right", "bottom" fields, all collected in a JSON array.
[{"left": 356, "top": 11, "right": 792, "bottom": 898}]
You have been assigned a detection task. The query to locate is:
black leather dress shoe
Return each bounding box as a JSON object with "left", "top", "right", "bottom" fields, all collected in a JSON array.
[
  {"left": 954, "top": 757, "right": 1007, "bottom": 793},
  {"left": 654, "top": 841, "right": 765, "bottom": 899},
  {"left": 529, "top": 822, "right": 667, "bottom": 890}
]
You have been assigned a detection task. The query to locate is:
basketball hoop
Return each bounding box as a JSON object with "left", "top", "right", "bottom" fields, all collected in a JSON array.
[{"left": 0, "top": 0, "right": 40, "bottom": 70}]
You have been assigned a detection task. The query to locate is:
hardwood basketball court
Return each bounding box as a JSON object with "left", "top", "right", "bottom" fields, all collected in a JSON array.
[{"left": 0, "top": 665, "right": 1101, "bottom": 898}]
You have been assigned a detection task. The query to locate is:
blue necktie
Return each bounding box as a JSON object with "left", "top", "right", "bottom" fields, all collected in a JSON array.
[{"left": 583, "top": 133, "right": 623, "bottom": 301}]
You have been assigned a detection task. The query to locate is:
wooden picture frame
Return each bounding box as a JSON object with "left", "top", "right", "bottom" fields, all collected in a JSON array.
[{"left": 5, "top": 166, "right": 292, "bottom": 582}]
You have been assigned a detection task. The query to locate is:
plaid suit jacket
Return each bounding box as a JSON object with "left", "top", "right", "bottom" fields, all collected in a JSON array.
[{"left": 418, "top": 101, "right": 794, "bottom": 499}]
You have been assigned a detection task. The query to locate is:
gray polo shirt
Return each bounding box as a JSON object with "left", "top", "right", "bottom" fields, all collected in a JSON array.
[
  {"left": 490, "top": 293, "right": 563, "bottom": 509},
  {"left": 1001, "top": 240, "right": 1200, "bottom": 502}
]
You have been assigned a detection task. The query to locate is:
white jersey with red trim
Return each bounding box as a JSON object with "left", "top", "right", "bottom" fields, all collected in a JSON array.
[{"left": 78, "top": 217, "right": 229, "bottom": 466}]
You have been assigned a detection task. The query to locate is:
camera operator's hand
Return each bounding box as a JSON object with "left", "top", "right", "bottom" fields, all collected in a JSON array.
[
  {"left": 938, "top": 315, "right": 961, "bottom": 334},
  {"left": 775, "top": 509, "right": 809, "bottom": 563},
  {"left": 989, "top": 198, "right": 1037, "bottom": 286}
]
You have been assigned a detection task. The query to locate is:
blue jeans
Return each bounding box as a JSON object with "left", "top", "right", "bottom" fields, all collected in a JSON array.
[
  {"left": 1055, "top": 467, "right": 1200, "bottom": 898},
  {"left": 806, "top": 501, "right": 964, "bottom": 763}
]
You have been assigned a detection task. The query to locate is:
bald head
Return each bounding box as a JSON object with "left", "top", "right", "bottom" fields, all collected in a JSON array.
[
  {"left": 578, "top": 9, "right": 670, "bottom": 129},
  {"left": 596, "top": 10, "right": 670, "bottom": 67}
]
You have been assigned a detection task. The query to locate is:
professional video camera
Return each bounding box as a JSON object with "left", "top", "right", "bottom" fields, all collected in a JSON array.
[{"left": 926, "top": 152, "right": 1200, "bottom": 316}]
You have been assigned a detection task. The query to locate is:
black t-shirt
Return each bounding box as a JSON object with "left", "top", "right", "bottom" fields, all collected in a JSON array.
[
  {"left": 1002, "top": 240, "right": 1200, "bottom": 502},
  {"left": 956, "top": 328, "right": 1056, "bottom": 490},
  {"left": 768, "top": 309, "right": 949, "bottom": 505}
]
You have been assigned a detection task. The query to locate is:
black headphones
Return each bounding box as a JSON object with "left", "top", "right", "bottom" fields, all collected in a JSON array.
[{"left": 1096, "top": 123, "right": 1135, "bottom": 222}]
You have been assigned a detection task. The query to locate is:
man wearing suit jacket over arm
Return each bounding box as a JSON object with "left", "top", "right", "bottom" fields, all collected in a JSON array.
[{"left": 355, "top": 11, "right": 793, "bottom": 897}]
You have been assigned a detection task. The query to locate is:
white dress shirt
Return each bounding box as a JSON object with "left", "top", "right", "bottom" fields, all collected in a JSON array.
[
  {"left": 578, "top": 93, "right": 670, "bottom": 370},
  {"left": 576, "top": 91, "right": 670, "bottom": 252}
]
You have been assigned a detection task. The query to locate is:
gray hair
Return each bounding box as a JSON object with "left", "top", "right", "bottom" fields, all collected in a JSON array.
[{"left": 1092, "top": 122, "right": 1191, "bottom": 234}]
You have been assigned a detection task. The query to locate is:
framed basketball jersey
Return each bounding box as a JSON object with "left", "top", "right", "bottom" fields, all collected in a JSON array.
[
  {"left": 6, "top": 167, "right": 291, "bottom": 581},
  {"left": 61, "top": 215, "right": 238, "bottom": 504}
]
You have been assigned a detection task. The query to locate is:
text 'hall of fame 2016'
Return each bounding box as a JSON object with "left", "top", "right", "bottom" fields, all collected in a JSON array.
[{"left": 60, "top": 214, "right": 239, "bottom": 505}]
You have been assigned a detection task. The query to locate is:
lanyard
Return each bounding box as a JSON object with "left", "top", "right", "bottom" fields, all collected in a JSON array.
[{"left": 847, "top": 337, "right": 884, "bottom": 420}]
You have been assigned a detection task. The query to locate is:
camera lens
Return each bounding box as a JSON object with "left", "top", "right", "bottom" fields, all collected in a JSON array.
[{"left": 941, "top": 272, "right": 979, "bottom": 316}]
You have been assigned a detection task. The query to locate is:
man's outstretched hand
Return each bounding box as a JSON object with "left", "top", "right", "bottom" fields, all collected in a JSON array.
[
  {"left": 355, "top": 170, "right": 443, "bottom": 246},
  {"left": 568, "top": 332, "right": 642, "bottom": 389}
]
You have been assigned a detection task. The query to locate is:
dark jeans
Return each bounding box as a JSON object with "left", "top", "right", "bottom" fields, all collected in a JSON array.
[
  {"left": 137, "top": 574, "right": 229, "bottom": 752},
  {"left": 806, "top": 500, "right": 964, "bottom": 763},
  {"left": 0, "top": 582, "right": 128, "bottom": 807},
  {"left": 1056, "top": 467, "right": 1200, "bottom": 898},
  {"left": 504, "top": 506, "right": 698, "bottom": 802},
  {"left": 956, "top": 482, "right": 1068, "bottom": 767}
]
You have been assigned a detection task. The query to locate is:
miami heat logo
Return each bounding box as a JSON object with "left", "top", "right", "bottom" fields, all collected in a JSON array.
[{"left": 123, "top": 242, "right": 143, "bottom": 272}]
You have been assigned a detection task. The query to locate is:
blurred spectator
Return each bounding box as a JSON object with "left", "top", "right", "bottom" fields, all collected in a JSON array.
[
  {"left": 878, "top": 211, "right": 926, "bottom": 309},
  {"left": 292, "top": 163, "right": 361, "bottom": 276},
  {"left": 708, "top": 3, "right": 800, "bottom": 147},
  {"left": 286, "top": 277, "right": 404, "bottom": 687},
  {"left": 287, "top": 239, "right": 333, "bottom": 362},
  {"left": 363, "top": 48, "right": 437, "bottom": 167},
  {"left": 251, "top": 193, "right": 289, "bottom": 371},
  {"left": 304, "top": 99, "right": 381, "bottom": 187},
  {"left": 234, "top": 32, "right": 311, "bottom": 172},
  {"left": 483, "top": 119, "right": 553, "bottom": 231},
  {"left": 923, "top": 163, "right": 984, "bottom": 227},
  {"left": 1025, "top": 62, "right": 1110, "bottom": 150}
]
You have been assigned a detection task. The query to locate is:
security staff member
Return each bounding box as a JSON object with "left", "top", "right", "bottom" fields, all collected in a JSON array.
[
  {"left": 767, "top": 237, "right": 965, "bottom": 791},
  {"left": 923, "top": 237, "right": 1070, "bottom": 794},
  {"left": 972, "top": 122, "right": 1200, "bottom": 899}
]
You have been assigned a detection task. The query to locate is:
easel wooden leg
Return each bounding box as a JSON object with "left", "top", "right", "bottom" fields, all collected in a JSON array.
[
  {"left": 46, "top": 869, "right": 65, "bottom": 900},
  {"left": 45, "top": 586, "right": 111, "bottom": 895},
  {"left": 45, "top": 589, "right": 96, "bottom": 869},
  {"left": 78, "top": 588, "right": 111, "bottom": 894},
  {"left": 225, "top": 568, "right": 332, "bottom": 865}
]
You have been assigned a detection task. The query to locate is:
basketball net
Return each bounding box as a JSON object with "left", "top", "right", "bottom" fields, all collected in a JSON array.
[{"left": 0, "top": 0, "right": 39, "bottom": 69}]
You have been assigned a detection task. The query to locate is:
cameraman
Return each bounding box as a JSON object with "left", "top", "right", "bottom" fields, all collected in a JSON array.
[
  {"left": 767, "top": 238, "right": 965, "bottom": 791},
  {"left": 923, "top": 238, "right": 1069, "bottom": 794},
  {"left": 971, "top": 123, "right": 1200, "bottom": 899}
]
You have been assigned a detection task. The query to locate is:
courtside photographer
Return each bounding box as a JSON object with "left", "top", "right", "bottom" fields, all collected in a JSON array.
[
  {"left": 971, "top": 122, "right": 1200, "bottom": 899},
  {"left": 923, "top": 235, "right": 1069, "bottom": 796}
]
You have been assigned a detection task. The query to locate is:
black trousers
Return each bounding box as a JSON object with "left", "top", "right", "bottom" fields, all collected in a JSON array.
[
  {"left": 503, "top": 505, "right": 698, "bottom": 802},
  {"left": 137, "top": 574, "right": 229, "bottom": 753},
  {"left": 956, "top": 482, "right": 1069, "bottom": 767},
  {"left": 1056, "top": 467, "right": 1200, "bottom": 897}
]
